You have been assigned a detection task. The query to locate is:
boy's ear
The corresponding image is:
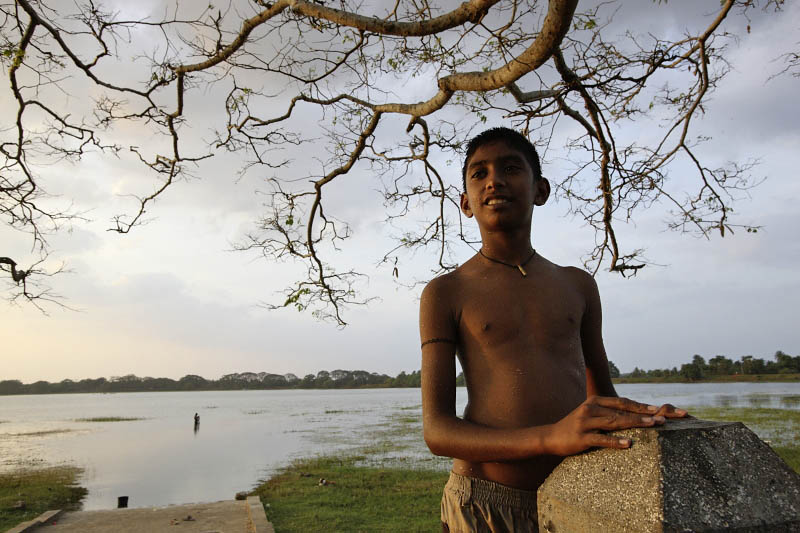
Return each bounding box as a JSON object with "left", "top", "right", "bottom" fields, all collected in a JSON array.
[
  {"left": 460, "top": 192, "right": 474, "bottom": 218},
  {"left": 534, "top": 177, "right": 551, "bottom": 206}
]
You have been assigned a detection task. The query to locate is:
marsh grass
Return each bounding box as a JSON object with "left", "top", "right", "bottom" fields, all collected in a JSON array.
[
  {"left": 745, "top": 394, "right": 772, "bottom": 408},
  {"left": 324, "top": 409, "right": 368, "bottom": 414},
  {"left": 771, "top": 446, "right": 800, "bottom": 473},
  {"left": 714, "top": 395, "right": 737, "bottom": 407},
  {"left": 74, "top": 417, "right": 144, "bottom": 422},
  {"left": 780, "top": 395, "right": 800, "bottom": 408},
  {"left": 0, "top": 466, "right": 86, "bottom": 531},
  {"left": 12, "top": 429, "right": 75, "bottom": 437}
]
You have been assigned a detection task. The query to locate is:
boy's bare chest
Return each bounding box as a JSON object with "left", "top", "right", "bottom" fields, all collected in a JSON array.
[{"left": 457, "top": 277, "right": 584, "bottom": 350}]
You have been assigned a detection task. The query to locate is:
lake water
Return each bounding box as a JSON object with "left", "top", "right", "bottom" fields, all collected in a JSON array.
[{"left": 1, "top": 382, "right": 798, "bottom": 510}]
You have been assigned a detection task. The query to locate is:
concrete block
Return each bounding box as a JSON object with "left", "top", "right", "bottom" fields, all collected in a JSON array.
[
  {"left": 246, "top": 495, "right": 274, "bottom": 533},
  {"left": 538, "top": 418, "right": 800, "bottom": 532},
  {"left": 5, "top": 509, "right": 62, "bottom": 533}
]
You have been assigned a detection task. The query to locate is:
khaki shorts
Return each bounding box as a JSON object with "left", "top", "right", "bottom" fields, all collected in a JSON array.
[{"left": 441, "top": 472, "right": 539, "bottom": 533}]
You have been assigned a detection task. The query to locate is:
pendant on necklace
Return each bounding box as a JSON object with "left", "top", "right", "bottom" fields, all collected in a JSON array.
[{"left": 479, "top": 248, "right": 536, "bottom": 278}]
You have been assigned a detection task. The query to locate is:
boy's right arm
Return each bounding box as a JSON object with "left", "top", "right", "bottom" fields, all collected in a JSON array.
[
  {"left": 420, "top": 277, "right": 550, "bottom": 461},
  {"left": 420, "top": 277, "right": 670, "bottom": 462}
]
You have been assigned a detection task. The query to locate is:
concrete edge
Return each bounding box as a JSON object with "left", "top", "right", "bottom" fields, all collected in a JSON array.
[
  {"left": 246, "top": 495, "right": 274, "bottom": 533},
  {"left": 5, "top": 509, "right": 62, "bottom": 533}
]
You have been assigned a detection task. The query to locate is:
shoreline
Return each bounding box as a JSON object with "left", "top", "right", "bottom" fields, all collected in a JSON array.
[{"left": 1, "top": 373, "right": 798, "bottom": 396}]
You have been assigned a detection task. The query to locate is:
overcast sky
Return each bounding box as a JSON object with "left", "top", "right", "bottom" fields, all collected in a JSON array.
[{"left": 2, "top": 1, "right": 799, "bottom": 383}]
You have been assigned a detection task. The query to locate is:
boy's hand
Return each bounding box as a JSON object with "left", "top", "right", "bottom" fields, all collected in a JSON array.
[{"left": 545, "top": 395, "right": 688, "bottom": 456}]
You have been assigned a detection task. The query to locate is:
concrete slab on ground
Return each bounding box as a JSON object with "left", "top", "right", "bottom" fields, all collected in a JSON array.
[{"left": 15, "top": 498, "right": 273, "bottom": 533}]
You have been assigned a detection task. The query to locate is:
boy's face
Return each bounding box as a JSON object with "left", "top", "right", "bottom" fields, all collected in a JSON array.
[{"left": 460, "top": 141, "right": 549, "bottom": 231}]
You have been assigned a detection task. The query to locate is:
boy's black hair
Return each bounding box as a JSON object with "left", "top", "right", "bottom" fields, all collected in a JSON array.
[{"left": 461, "top": 127, "right": 542, "bottom": 191}]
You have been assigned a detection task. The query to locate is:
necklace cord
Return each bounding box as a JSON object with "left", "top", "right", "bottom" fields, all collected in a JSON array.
[{"left": 479, "top": 248, "right": 536, "bottom": 276}]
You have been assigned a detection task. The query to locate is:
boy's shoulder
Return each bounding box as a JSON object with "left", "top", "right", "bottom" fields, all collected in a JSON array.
[
  {"left": 419, "top": 257, "right": 480, "bottom": 316},
  {"left": 421, "top": 254, "right": 481, "bottom": 291},
  {"left": 559, "top": 263, "right": 596, "bottom": 286},
  {"left": 420, "top": 263, "right": 465, "bottom": 303}
]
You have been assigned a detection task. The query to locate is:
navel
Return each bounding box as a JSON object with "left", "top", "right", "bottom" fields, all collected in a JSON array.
[{"left": 482, "top": 322, "right": 491, "bottom": 332}]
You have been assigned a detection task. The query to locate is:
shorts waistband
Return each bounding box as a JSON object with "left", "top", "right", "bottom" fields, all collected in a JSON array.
[{"left": 445, "top": 471, "right": 538, "bottom": 512}]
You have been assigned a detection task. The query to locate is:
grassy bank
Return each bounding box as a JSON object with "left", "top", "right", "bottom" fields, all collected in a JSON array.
[
  {"left": 0, "top": 466, "right": 87, "bottom": 531},
  {"left": 253, "top": 454, "right": 447, "bottom": 532}
]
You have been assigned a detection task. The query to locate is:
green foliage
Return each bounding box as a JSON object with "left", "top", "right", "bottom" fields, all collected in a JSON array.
[
  {"left": 618, "top": 350, "right": 800, "bottom": 381},
  {"left": 283, "top": 287, "right": 310, "bottom": 310},
  {"left": 0, "top": 467, "right": 86, "bottom": 531},
  {"left": 680, "top": 361, "right": 703, "bottom": 380},
  {"left": 252, "top": 455, "right": 447, "bottom": 532},
  {"left": 0, "top": 369, "right": 426, "bottom": 394},
  {"left": 8, "top": 47, "right": 24, "bottom": 70},
  {"left": 608, "top": 360, "right": 620, "bottom": 378}
]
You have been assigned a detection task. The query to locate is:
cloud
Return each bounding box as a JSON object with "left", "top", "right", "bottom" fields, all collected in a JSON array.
[{"left": 3, "top": 0, "right": 798, "bottom": 384}]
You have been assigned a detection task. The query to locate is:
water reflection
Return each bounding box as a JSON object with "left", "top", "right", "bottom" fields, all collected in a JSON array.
[
  {"left": 614, "top": 383, "right": 800, "bottom": 411},
  {"left": 781, "top": 395, "right": 800, "bottom": 408},
  {"left": 747, "top": 394, "right": 772, "bottom": 408},
  {"left": 715, "top": 395, "right": 737, "bottom": 407}
]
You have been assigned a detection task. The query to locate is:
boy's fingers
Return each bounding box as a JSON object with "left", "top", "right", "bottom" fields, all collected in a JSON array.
[
  {"left": 587, "top": 433, "right": 632, "bottom": 449},
  {"left": 586, "top": 407, "right": 664, "bottom": 431},
  {"left": 590, "top": 395, "right": 660, "bottom": 414},
  {"left": 654, "top": 403, "right": 688, "bottom": 418}
]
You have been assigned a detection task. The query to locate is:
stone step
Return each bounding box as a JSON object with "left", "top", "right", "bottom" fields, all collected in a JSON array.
[{"left": 8, "top": 497, "right": 273, "bottom": 533}]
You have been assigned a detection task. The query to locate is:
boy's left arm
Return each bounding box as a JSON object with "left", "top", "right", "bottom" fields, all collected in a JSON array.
[
  {"left": 577, "top": 270, "right": 618, "bottom": 398},
  {"left": 577, "top": 270, "right": 687, "bottom": 418}
]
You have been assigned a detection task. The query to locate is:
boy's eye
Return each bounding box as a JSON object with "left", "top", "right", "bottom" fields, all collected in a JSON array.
[
  {"left": 505, "top": 165, "right": 520, "bottom": 173},
  {"left": 471, "top": 170, "right": 486, "bottom": 179}
]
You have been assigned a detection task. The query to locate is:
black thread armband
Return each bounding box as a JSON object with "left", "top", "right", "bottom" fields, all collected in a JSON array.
[{"left": 420, "top": 338, "right": 457, "bottom": 348}]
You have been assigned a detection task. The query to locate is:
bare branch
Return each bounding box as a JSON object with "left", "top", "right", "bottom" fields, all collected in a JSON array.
[{"left": 0, "top": 0, "right": 775, "bottom": 321}]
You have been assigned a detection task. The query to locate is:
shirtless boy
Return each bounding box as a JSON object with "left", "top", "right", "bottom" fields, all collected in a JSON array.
[{"left": 419, "top": 127, "right": 687, "bottom": 532}]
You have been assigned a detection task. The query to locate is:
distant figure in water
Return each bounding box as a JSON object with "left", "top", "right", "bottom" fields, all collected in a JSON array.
[{"left": 193, "top": 412, "right": 200, "bottom": 434}]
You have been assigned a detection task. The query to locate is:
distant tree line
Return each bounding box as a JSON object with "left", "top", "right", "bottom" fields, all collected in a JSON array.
[
  {"left": 3, "top": 351, "right": 796, "bottom": 395},
  {"left": 621, "top": 351, "right": 800, "bottom": 381},
  {"left": 0, "top": 369, "right": 423, "bottom": 396}
]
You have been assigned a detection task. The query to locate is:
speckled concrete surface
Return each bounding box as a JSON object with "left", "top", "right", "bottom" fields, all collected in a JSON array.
[
  {"left": 23, "top": 499, "right": 272, "bottom": 533},
  {"left": 538, "top": 418, "right": 800, "bottom": 533}
]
